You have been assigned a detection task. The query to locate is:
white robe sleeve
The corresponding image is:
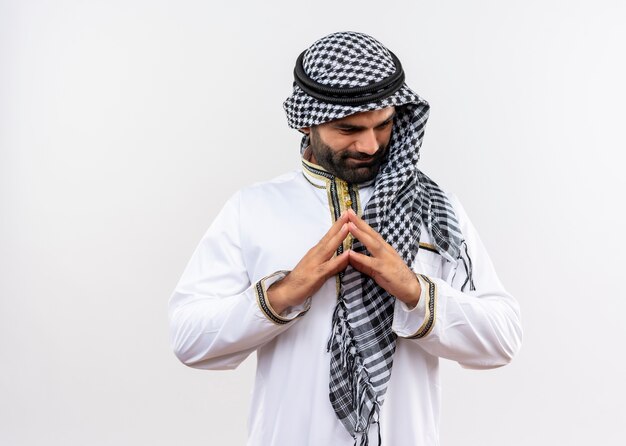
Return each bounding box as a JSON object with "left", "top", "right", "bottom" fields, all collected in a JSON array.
[
  {"left": 392, "top": 194, "right": 523, "bottom": 369},
  {"left": 168, "top": 192, "right": 307, "bottom": 370}
]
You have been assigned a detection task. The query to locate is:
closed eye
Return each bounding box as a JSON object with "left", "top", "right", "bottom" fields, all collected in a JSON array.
[
  {"left": 375, "top": 117, "right": 395, "bottom": 130},
  {"left": 337, "top": 128, "right": 359, "bottom": 135}
]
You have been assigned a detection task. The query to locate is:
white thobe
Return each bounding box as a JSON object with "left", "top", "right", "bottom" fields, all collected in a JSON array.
[{"left": 168, "top": 160, "right": 522, "bottom": 446}]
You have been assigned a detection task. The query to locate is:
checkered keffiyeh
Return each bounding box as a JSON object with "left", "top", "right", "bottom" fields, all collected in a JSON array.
[{"left": 283, "top": 31, "right": 474, "bottom": 444}]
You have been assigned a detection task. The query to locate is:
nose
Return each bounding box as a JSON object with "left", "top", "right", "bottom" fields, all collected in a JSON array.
[{"left": 353, "top": 129, "right": 379, "bottom": 155}]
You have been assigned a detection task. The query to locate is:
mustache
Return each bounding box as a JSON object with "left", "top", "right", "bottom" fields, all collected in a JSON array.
[{"left": 340, "top": 145, "right": 388, "bottom": 161}]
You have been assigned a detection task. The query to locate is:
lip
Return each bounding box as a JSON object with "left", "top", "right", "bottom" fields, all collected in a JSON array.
[{"left": 346, "top": 157, "right": 376, "bottom": 165}]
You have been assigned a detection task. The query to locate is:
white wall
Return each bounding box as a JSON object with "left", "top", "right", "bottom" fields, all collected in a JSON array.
[{"left": 1, "top": 0, "right": 625, "bottom": 444}]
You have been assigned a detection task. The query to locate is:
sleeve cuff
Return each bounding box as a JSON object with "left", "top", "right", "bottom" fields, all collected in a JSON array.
[
  {"left": 254, "top": 271, "right": 311, "bottom": 325},
  {"left": 393, "top": 274, "right": 437, "bottom": 339}
]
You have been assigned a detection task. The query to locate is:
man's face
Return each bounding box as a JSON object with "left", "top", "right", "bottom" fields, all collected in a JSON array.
[{"left": 306, "top": 107, "right": 395, "bottom": 184}]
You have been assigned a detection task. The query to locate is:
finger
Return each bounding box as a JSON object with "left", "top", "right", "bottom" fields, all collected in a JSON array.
[
  {"left": 347, "top": 221, "right": 385, "bottom": 256},
  {"left": 346, "top": 208, "right": 379, "bottom": 236},
  {"left": 314, "top": 223, "right": 350, "bottom": 261},
  {"left": 322, "top": 250, "right": 350, "bottom": 278},
  {"left": 315, "top": 212, "right": 350, "bottom": 257},
  {"left": 346, "top": 209, "right": 385, "bottom": 243},
  {"left": 347, "top": 209, "right": 397, "bottom": 255},
  {"left": 318, "top": 211, "right": 350, "bottom": 245},
  {"left": 348, "top": 250, "right": 378, "bottom": 279}
]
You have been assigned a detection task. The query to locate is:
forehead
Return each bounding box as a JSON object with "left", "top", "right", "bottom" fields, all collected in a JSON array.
[{"left": 325, "top": 106, "right": 396, "bottom": 127}]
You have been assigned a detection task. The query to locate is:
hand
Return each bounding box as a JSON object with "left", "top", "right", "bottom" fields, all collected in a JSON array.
[
  {"left": 346, "top": 209, "right": 421, "bottom": 308},
  {"left": 267, "top": 212, "right": 351, "bottom": 314}
]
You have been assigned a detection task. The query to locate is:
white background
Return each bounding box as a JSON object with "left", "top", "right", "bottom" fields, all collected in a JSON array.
[{"left": 1, "top": 0, "right": 625, "bottom": 445}]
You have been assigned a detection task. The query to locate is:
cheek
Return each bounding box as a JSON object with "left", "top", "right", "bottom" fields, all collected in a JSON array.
[
  {"left": 377, "top": 128, "right": 393, "bottom": 146},
  {"left": 320, "top": 132, "right": 353, "bottom": 150}
]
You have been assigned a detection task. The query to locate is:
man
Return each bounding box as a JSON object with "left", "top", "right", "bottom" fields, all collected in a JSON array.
[{"left": 169, "top": 31, "right": 522, "bottom": 446}]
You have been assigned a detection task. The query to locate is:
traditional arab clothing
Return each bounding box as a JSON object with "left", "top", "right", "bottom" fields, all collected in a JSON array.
[
  {"left": 285, "top": 31, "right": 479, "bottom": 444},
  {"left": 169, "top": 31, "right": 522, "bottom": 446}
]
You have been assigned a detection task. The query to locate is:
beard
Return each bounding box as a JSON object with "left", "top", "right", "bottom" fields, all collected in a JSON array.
[{"left": 309, "top": 129, "right": 389, "bottom": 184}]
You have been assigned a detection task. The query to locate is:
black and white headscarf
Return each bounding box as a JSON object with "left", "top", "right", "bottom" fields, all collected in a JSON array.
[{"left": 283, "top": 31, "right": 474, "bottom": 445}]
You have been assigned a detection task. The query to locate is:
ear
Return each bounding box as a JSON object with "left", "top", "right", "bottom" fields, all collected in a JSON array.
[{"left": 300, "top": 127, "right": 311, "bottom": 135}]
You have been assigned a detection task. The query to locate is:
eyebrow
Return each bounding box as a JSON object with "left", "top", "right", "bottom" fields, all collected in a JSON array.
[{"left": 332, "top": 113, "right": 396, "bottom": 131}]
